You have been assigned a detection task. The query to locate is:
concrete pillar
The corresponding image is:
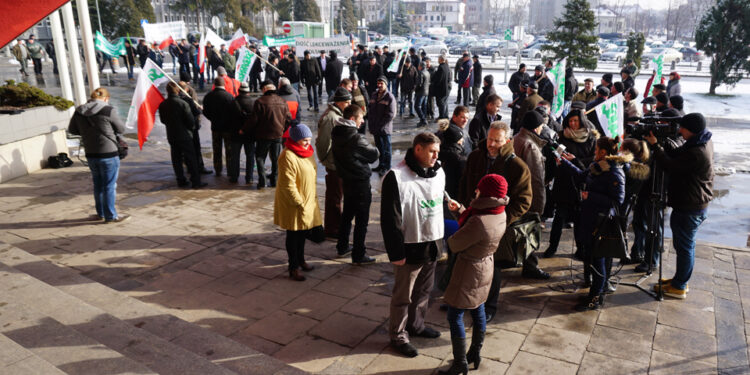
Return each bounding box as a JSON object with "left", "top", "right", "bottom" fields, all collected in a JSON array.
[
  {"left": 76, "top": 0, "right": 100, "bottom": 91},
  {"left": 49, "top": 11, "right": 73, "bottom": 102},
  {"left": 61, "top": 3, "right": 86, "bottom": 105}
]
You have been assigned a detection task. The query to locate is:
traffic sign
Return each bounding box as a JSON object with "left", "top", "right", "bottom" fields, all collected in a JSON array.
[
  {"left": 504, "top": 28, "right": 512, "bottom": 41},
  {"left": 283, "top": 23, "right": 292, "bottom": 34},
  {"left": 211, "top": 16, "right": 220, "bottom": 30}
]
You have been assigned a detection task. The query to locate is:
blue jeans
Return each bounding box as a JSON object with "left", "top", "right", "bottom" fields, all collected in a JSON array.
[
  {"left": 291, "top": 82, "right": 300, "bottom": 93},
  {"left": 373, "top": 133, "right": 391, "bottom": 171},
  {"left": 414, "top": 94, "right": 427, "bottom": 121},
  {"left": 389, "top": 78, "right": 399, "bottom": 97},
  {"left": 590, "top": 256, "right": 607, "bottom": 295},
  {"left": 447, "top": 304, "right": 486, "bottom": 339},
  {"left": 307, "top": 84, "right": 319, "bottom": 109},
  {"left": 87, "top": 156, "right": 120, "bottom": 220},
  {"left": 670, "top": 209, "right": 707, "bottom": 290},
  {"left": 399, "top": 91, "right": 413, "bottom": 116}
]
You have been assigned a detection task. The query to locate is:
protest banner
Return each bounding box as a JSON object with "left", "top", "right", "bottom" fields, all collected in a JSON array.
[{"left": 295, "top": 36, "right": 352, "bottom": 57}]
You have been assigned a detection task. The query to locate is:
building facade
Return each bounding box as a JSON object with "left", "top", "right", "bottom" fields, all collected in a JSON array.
[
  {"left": 464, "top": 0, "right": 489, "bottom": 32},
  {"left": 594, "top": 7, "right": 625, "bottom": 35},
  {"left": 151, "top": 0, "right": 212, "bottom": 33},
  {"left": 401, "top": 0, "right": 466, "bottom": 32},
  {"left": 528, "top": 0, "right": 564, "bottom": 32}
]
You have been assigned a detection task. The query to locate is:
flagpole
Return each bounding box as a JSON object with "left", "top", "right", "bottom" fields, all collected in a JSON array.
[{"left": 146, "top": 58, "right": 202, "bottom": 109}]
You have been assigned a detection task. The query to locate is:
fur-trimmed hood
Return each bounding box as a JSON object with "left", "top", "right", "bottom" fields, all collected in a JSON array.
[
  {"left": 589, "top": 153, "right": 633, "bottom": 175},
  {"left": 626, "top": 160, "right": 650, "bottom": 181}
]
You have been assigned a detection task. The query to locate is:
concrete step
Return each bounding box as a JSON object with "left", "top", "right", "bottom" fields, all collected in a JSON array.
[
  {"left": 0, "top": 331, "right": 67, "bottom": 374},
  {"left": 0, "top": 243, "right": 307, "bottom": 375}
]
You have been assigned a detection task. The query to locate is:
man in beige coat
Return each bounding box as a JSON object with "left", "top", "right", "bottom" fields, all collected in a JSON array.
[{"left": 513, "top": 111, "right": 548, "bottom": 215}]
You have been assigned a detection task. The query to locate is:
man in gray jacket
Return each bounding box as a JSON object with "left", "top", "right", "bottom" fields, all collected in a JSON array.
[{"left": 315, "top": 87, "right": 352, "bottom": 240}]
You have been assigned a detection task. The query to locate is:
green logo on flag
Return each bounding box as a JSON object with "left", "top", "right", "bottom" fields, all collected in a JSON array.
[
  {"left": 147, "top": 69, "right": 164, "bottom": 82},
  {"left": 601, "top": 101, "right": 619, "bottom": 137}
]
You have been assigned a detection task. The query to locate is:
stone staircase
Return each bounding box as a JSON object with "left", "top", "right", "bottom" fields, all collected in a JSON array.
[{"left": 0, "top": 243, "right": 307, "bottom": 375}]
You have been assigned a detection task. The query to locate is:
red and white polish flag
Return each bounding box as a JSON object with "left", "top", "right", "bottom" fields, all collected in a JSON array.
[
  {"left": 126, "top": 59, "right": 169, "bottom": 149},
  {"left": 227, "top": 28, "right": 247, "bottom": 56}
]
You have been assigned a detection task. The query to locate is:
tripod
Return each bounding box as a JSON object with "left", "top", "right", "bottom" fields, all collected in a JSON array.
[{"left": 619, "top": 163, "right": 666, "bottom": 301}]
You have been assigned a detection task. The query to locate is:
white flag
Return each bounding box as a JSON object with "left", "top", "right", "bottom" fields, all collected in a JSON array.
[
  {"left": 126, "top": 59, "right": 169, "bottom": 148},
  {"left": 234, "top": 47, "right": 257, "bottom": 83},
  {"left": 388, "top": 48, "right": 408, "bottom": 73},
  {"left": 546, "top": 58, "right": 567, "bottom": 119},
  {"left": 594, "top": 93, "right": 624, "bottom": 138}
]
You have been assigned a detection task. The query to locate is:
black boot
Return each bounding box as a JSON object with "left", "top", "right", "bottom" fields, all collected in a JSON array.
[
  {"left": 465, "top": 327, "right": 485, "bottom": 370},
  {"left": 575, "top": 293, "right": 604, "bottom": 311},
  {"left": 438, "top": 337, "right": 468, "bottom": 375}
]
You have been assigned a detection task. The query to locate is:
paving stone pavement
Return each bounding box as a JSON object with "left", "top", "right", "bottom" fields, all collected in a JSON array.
[{"left": 1, "top": 123, "right": 750, "bottom": 374}]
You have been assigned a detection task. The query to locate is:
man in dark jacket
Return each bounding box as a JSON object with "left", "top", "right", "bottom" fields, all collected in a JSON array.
[
  {"left": 645, "top": 113, "right": 714, "bottom": 300},
  {"left": 203, "top": 77, "right": 237, "bottom": 177},
  {"left": 471, "top": 55, "right": 482, "bottom": 106},
  {"left": 620, "top": 69, "right": 635, "bottom": 94},
  {"left": 177, "top": 81, "right": 211, "bottom": 175},
  {"left": 459, "top": 121, "right": 549, "bottom": 322},
  {"left": 424, "top": 58, "right": 437, "bottom": 120},
  {"left": 398, "top": 58, "right": 418, "bottom": 118},
  {"left": 414, "top": 62, "right": 430, "bottom": 127},
  {"left": 265, "top": 55, "right": 281, "bottom": 86},
  {"left": 158, "top": 82, "right": 206, "bottom": 189},
  {"left": 383, "top": 48, "right": 398, "bottom": 95},
  {"left": 457, "top": 54, "right": 473, "bottom": 107},
  {"left": 382, "top": 132, "right": 445, "bottom": 358},
  {"left": 509, "top": 64, "right": 530, "bottom": 101},
  {"left": 136, "top": 39, "right": 149, "bottom": 68},
  {"left": 281, "top": 53, "right": 301, "bottom": 91},
  {"left": 597, "top": 73, "right": 614, "bottom": 95},
  {"left": 432, "top": 55, "right": 452, "bottom": 119},
  {"left": 364, "top": 55, "right": 384, "bottom": 95},
  {"left": 564, "top": 67, "right": 577, "bottom": 117},
  {"left": 475, "top": 75, "right": 496, "bottom": 116},
  {"left": 534, "top": 64, "right": 554, "bottom": 102},
  {"left": 516, "top": 81, "right": 543, "bottom": 134},
  {"left": 369, "top": 76, "right": 397, "bottom": 176},
  {"left": 250, "top": 50, "right": 264, "bottom": 92},
  {"left": 586, "top": 86, "right": 610, "bottom": 135},
  {"left": 300, "top": 50, "right": 323, "bottom": 111},
  {"left": 246, "top": 80, "right": 292, "bottom": 188},
  {"left": 229, "top": 83, "right": 256, "bottom": 184},
  {"left": 468, "top": 94, "right": 502, "bottom": 148},
  {"left": 324, "top": 51, "right": 344, "bottom": 98},
  {"left": 316, "top": 50, "right": 327, "bottom": 104},
  {"left": 177, "top": 39, "right": 192, "bottom": 82},
  {"left": 331, "top": 104, "right": 380, "bottom": 264}
]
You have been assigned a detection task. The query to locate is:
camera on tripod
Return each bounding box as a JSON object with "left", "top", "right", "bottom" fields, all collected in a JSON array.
[{"left": 625, "top": 115, "right": 681, "bottom": 142}]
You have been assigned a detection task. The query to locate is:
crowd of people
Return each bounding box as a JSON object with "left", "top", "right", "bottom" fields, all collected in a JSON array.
[{"left": 68, "top": 42, "right": 713, "bottom": 373}]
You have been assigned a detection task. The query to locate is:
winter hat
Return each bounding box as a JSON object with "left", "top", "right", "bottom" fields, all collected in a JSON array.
[
  {"left": 670, "top": 71, "right": 681, "bottom": 80},
  {"left": 217, "top": 66, "right": 227, "bottom": 76},
  {"left": 528, "top": 80, "right": 538, "bottom": 90},
  {"left": 571, "top": 101, "right": 586, "bottom": 110},
  {"left": 641, "top": 96, "right": 656, "bottom": 105},
  {"left": 602, "top": 73, "right": 613, "bottom": 83},
  {"left": 332, "top": 87, "right": 353, "bottom": 102},
  {"left": 522, "top": 110, "right": 545, "bottom": 131},
  {"left": 520, "top": 80, "right": 529, "bottom": 89},
  {"left": 534, "top": 64, "right": 544, "bottom": 72},
  {"left": 655, "top": 92, "right": 669, "bottom": 105},
  {"left": 477, "top": 174, "right": 508, "bottom": 199},
  {"left": 377, "top": 76, "right": 388, "bottom": 84},
  {"left": 669, "top": 95, "right": 684, "bottom": 110},
  {"left": 239, "top": 82, "right": 250, "bottom": 93},
  {"left": 597, "top": 86, "right": 610, "bottom": 97},
  {"left": 653, "top": 83, "right": 666, "bottom": 91},
  {"left": 680, "top": 113, "right": 706, "bottom": 134},
  {"left": 289, "top": 123, "right": 313, "bottom": 141}
]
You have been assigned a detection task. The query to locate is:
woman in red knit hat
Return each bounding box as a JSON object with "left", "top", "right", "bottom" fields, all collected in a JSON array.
[{"left": 439, "top": 174, "right": 509, "bottom": 375}]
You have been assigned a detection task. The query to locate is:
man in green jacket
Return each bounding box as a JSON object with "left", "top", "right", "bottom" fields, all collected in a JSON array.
[
  {"left": 26, "top": 35, "right": 45, "bottom": 75},
  {"left": 11, "top": 39, "right": 29, "bottom": 76}
]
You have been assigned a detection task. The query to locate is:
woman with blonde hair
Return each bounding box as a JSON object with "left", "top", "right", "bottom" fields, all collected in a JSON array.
[
  {"left": 274, "top": 123, "right": 324, "bottom": 281},
  {"left": 68, "top": 88, "right": 129, "bottom": 223}
]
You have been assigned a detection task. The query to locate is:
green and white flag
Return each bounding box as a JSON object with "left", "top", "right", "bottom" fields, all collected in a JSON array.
[
  {"left": 94, "top": 31, "right": 125, "bottom": 56},
  {"left": 388, "top": 46, "right": 409, "bottom": 73},
  {"left": 234, "top": 47, "right": 257, "bottom": 84},
  {"left": 263, "top": 35, "right": 300, "bottom": 47},
  {"left": 647, "top": 53, "right": 664, "bottom": 96},
  {"left": 594, "top": 93, "right": 624, "bottom": 138},
  {"left": 545, "top": 57, "right": 566, "bottom": 119}
]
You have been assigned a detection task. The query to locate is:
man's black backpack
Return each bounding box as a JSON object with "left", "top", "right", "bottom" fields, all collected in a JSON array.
[{"left": 47, "top": 153, "right": 74, "bottom": 168}]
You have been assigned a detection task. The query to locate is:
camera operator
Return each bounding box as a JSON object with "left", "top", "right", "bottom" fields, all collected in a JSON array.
[{"left": 643, "top": 113, "right": 714, "bottom": 299}]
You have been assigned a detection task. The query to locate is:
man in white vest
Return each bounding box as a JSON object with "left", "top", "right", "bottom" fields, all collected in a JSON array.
[{"left": 381, "top": 132, "right": 445, "bottom": 357}]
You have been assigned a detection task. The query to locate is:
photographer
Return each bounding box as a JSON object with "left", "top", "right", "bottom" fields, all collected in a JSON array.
[{"left": 644, "top": 113, "right": 713, "bottom": 299}]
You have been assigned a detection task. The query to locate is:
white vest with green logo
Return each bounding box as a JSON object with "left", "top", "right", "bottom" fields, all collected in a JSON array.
[{"left": 390, "top": 160, "right": 445, "bottom": 244}]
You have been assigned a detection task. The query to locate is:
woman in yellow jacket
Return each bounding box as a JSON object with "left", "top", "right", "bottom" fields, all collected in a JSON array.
[{"left": 274, "top": 123, "right": 324, "bottom": 281}]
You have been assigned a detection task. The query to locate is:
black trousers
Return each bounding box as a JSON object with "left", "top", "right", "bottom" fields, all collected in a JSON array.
[
  {"left": 436, "top": 95, "right": 449, "bottom": 119},
  {"left": 228, "top": 138, "right": 255, "bottom": 182},
  {"left": 337, "top": 180, "right": 372, "bottom": 260},
  {"left": 169, "top": 137, "right": 200, "bottom": 185},
  {"left": 192, "top": 125, "right": 205, "bottom": 170},
  {"left": 211, "top": 131, "right": 232, "bottom": 175},
  {"left": 32, "top": 58, "right": 42, "bottom": 74},
  {"left": 254, "top": 138, "right": 282, "bottom": 187},
  {"left": 286, "top": 230, "right": 308, "bottom": 271}
]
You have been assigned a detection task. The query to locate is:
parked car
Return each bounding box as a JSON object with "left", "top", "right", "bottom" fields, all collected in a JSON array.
[
  {"left": 449, "top": 41, "right": 472, "bottom": 55},
  {"left": 521, "top": 42, "right": 554, "bottom": 59},
  {"left": 369, "top": 36, "right": 409, "bottom": 52},
  {"left": 494, "top": 40, "right": 522, "bottom": 57},
  {"left": 642, "top": 47, "right": 683, "bottom": 66},
  {"left": 679, "top": 47, "right": 704, "bottom": 62},
  {"left": 600, "top": 46, "right": 628, "bottom": 62},
  {"left": 416, "top": 39, "right": 448, "bottom": 55}
]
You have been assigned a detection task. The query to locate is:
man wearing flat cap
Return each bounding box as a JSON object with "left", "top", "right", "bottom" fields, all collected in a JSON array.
[{"left": 369, "top": 76, "right": 397, "bottom": 176}]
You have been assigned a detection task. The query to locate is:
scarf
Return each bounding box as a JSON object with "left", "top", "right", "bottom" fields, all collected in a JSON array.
[
  {"left": 284, "top": 138, "right": 314, "bottom": 158},
  {"left": 457, "top": 199, "right": 506, "bottom": 227},
  {"left": 564, "top": 127, "right": 590, "bottom": 143}
]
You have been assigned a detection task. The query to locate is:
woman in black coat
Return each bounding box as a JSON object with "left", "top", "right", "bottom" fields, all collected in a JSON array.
[
  {"left": 558, "top": 137, "right": 626, "bottom": 311},
  {"left": 544, "top": 109, "right": 598, "bottom": 258}
]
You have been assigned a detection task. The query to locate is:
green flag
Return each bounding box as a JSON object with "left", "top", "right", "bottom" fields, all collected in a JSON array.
[
  {"left": 263, "top": 35, "right": 300, "bottom": 47},
  {"left": 594, "top": 93, "right": 624, "bottom": 138},
  {"left": 647, "top": 54, "right": 664, "bottom": 97},
  {"left": 546, "top": 58, "right": 566, "bottom": 118},
  {"left": 234, "top": 47, "right": 257, "bottom": 83},
  {"left": 94, "top": 31, "right": 125, "bottom": 56}
]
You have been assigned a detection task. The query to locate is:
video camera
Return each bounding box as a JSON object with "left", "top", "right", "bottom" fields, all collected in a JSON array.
[
  {"left": 625, "top": 114, "right": 681, "bottom": 142},
  {"left": 546, "top": 141, "right": 567, "bottom": 159}
]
